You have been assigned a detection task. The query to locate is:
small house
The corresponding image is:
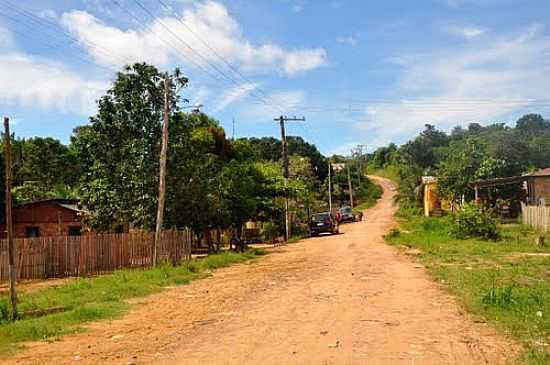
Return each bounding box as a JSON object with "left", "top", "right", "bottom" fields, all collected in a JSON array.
[{"left": 0, "top": 198, "right": 85, "bottom": 238}]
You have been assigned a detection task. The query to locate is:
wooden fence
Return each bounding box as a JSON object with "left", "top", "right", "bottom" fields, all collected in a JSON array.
[
  {"left": 521, "top": 203, "right": 550, "bottom": 232},
  {"left": 0, "top": 229, "right": 193, "bottom": 281}
]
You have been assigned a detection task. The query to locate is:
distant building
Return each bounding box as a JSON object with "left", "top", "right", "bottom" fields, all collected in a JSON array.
[
  {"left": 0, "top": 198, "right": 85, "bottom": 238},
  {"left": 422, "top": 176, "right": 444, "bottom": 217},
  {"left": 331, "top": 163, "right": 346, "bottom": 172},
  {"left": 525, "top": 167, "right": 550, "bottom": 206}
]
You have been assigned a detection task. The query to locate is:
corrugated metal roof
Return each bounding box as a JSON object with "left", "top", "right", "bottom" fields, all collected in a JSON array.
[
  {"left": 14, "top": 198, "right": 79, "bottom": 208},
  {"left": 529, "top": 167, "right": 550, "bottom": 177},
  {"left": 57, "top": 203, "right": 82, "bottom": 213}
]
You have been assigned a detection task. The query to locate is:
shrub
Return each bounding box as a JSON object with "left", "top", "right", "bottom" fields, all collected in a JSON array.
[
  {"left": 0, "top": 300, "right": 8, "bottom": 324},
  {"left": 385, "top": 228, "right": 401, "bottom": 239},
  {"left": 261, "top": 221, "right": 279, "bottom": 242},
  {"left": 451, "top": 203, "right": 500, "bottom": 240}
]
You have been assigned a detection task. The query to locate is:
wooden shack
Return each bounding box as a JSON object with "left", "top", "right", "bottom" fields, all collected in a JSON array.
[
  {"left": 471, "top": 167, "right": 550, "bottom": 208},
  {"left": 0, "top": 198, "right": 84, "bottom": 238},
  {"left": 525, "top": 167, "right": 550, "bottom": 206}
]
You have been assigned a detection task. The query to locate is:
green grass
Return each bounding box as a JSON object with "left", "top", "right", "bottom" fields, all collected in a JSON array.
[
  {"left": 385, "top": 215, "right": 550, "bottom": 364},
  {"left": 366, "top": 166, "right": 400, "bottom": 183},
  {"left": 354, "top": 179, "right": 383, "bottom": 212},
  {"left": 0, "top": 249, "right": 266, "bottom": 355}
]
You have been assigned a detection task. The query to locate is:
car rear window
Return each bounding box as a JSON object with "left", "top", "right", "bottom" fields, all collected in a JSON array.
[{"left": 311, "top": 213, "right": 329, "bottom": 222}]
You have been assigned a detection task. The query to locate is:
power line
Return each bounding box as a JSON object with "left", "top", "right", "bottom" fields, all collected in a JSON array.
[
  {"left": 155, "top": 0, "right": 285, "bottom": 114},
  {"left": 0, "top": 9, "right": 122, "bottom": 74},
  {"left": 127, "top": 0, "right": 284, "bottom": 115},
  {"left": 0, "top": 0, "right": 135, "bottom": 67}
]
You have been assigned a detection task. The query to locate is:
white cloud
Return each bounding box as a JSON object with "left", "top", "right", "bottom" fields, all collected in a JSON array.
[
  {"left": 336, "top": 36, "right": 358, "bottom": 47},
  {"left": 61, "top": 1, "right": 327, "bottom": 76},
  {"left": 292, "top": 4, "right": 304, "bottom": 13},
  {"left": 0, "top": 26, "right": 107, "bottom": 115},
  {"left": 327, "top": 141, "right": 360, "bottom": 156},
  {"left": 37, "top": 9, "right": 58, "bottom": 21},
  {"left": 355, "top": 25, "right": 550, "bottom": 147},
  {"left": 443, "top": 25, "right": 487, "bottom": 39},
  {"left": 0, "top": 53, "right": 108, "bottom": 115},
  {"left": 0, "top": 26, "right": 14, "bottom": 48},
  {"left": 213, "top": 82, "right": 259, "bottom": 113},
  {"left": 282, "top": 49, "right": 327, "bottom": 75}
]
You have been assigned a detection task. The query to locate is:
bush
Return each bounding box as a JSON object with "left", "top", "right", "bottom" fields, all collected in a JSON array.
[
  {"left": 261, "top": 221, "right": 279, "bottom": 242},
  {"left": 451, "top": 203, "right": 500, "bottom": 240},
  {"left": 0, "top": 300, "right": 8, "bottom": 324},
  {"left": 385, "top": 228, "right": 401, "bottom": 239}
]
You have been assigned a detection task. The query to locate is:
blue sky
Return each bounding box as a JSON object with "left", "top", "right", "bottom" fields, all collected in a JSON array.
[{"left": 1, "top": 0, "right": 550, "bottom": 155}]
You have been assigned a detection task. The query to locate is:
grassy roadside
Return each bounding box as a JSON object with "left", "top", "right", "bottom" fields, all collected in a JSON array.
[
  {"left": 366, "top": 166, "right": 400, "bottom": 184},
  {"left": 0, "top": 249, "right": 266, "bottom": 355},
  {"left": 353, "top": 178, "right": 383, "bottom": 212},
  {"left": 385, "top": 213, "right": 550, "bottom": 364}
]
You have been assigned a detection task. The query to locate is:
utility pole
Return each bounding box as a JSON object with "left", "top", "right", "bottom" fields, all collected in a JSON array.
[
  {"left": 274, "top": 115, "right": 305, "bottom": 243},
  {"left": 328, "top": 157, "right": 332, "bottom": 214},
  {"left": 356, "top": 144, "right": 365, "bottom": 184},
  {"left": 154, "top": 76, "right": 171, "bottom": 267},
  {"left": 4, "top": 117, "right": 17, "bottom": 321},
  {"left": 347, "top": 161, "right": 354, "bottom": 209}
]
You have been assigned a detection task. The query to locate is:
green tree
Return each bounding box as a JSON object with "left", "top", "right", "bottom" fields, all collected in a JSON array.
[{"left": 74, "top": 63, "right": 188, "bottom": 230}]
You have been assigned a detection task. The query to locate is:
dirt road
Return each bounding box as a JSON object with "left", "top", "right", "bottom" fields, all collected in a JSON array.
[{"left": 6, "top": 176, "right": 518, "bottom": 365}]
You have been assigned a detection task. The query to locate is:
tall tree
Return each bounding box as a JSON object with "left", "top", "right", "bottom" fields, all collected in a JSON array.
[{"left": 74, "top": 63, "right": 188, "bottom": 230}]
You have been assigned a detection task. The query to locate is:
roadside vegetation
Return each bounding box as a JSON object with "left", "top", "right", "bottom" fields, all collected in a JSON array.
[
  {"left": 387, "top": 210, "right": 550, "bottom": 364},
  {"left": 370, "top": 114, "right": 550, "bottom": 364},
  {"left": 352, "top": 180, "right": 383, "bottom": 212},
  {"left": 0, "top": 249, "right": 265, "bottom": 355},
  {"left": 367, "top": 116, "right": 550, "bottom": 209}
]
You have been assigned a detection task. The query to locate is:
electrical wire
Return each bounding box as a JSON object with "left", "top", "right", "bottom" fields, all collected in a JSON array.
[
  {"left": 127, "top": 0, "right": 284, "bottom": 115},
  {"left": 154, "top": 0, "right": 285, "bottom": 114}
]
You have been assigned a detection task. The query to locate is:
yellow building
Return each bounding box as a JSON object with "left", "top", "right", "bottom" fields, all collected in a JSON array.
[{"left": 422, "top": 176, "right": 446, "bottom": 217}]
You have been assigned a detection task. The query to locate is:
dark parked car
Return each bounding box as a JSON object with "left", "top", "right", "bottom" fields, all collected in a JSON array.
[
  {"left": 310, "top": 212, "right": 339, "bottom": 236},
  {"left": 338, "top": 206, "right": 354, "bottom": 223}
]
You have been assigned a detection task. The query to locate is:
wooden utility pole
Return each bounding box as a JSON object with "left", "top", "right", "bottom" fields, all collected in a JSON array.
[
  {"left": 4, "top": 117, "right": 17, "bottom": 321},
  {"left": 274, "top": 115, "right": 305, "bottom": 242},
  {"left": 356, "top": 144, "right": 365, "bottom": 184},
  {"left": 154, "top": 76, "right": 171, "bottom": 267},
  {"left": 328, "top": 157, "right": 332, "bottom": 214},
  {"left": 347, "top": 161, "right": 354, "bottom": 209}
]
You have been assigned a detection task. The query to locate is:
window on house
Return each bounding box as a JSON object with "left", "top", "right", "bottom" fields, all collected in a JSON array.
[
  {"left": 25, "top": 226, "right": 40, "bottom": 238},
  {"left": 68, "top": 226, "right": 82, "bottom": 236}
]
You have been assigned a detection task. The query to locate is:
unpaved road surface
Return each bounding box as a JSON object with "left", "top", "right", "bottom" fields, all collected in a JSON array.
[{"left": 5, "top": 176, "right": 518, "bottom": 365}]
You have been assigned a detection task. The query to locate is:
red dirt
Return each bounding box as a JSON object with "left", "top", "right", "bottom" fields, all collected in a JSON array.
[{"left": 4, "top": 176, "right": 519, "bottom": 364}]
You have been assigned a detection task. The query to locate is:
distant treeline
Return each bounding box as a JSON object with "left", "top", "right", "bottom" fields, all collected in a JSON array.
[{"left": 368, "top": 114, "right": 550, "bottom": 208}]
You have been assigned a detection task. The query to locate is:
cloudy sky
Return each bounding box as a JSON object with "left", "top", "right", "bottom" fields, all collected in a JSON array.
[{"left": 1, "top": 0, "right": 550, "bottom": 154}]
